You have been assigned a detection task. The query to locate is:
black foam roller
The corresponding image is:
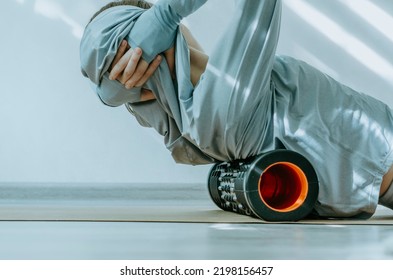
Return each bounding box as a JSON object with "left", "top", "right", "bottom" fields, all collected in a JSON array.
[{"left": 207, "top": 150, "right": 319, "bottom": 221}]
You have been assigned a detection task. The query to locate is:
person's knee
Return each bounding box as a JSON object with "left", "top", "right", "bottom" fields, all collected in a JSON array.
[{"left": 379, "top": 181, "right": 393, "bottom": 210}]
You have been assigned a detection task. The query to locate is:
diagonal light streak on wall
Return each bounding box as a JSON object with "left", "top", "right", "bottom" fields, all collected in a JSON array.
[
  {"left": 34, "top": 0, "right": 83, "bottom": 39},
  {"left": 339, "top": 0, "right": 393, "bottom": 44},
  {"left": 285, "top": 0, "right": 393, "bottom": 83}
]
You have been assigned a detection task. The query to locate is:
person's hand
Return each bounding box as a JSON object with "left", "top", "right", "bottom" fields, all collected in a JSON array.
[{"left": 109, "top": 40, "right": 162, "bottom": 89}]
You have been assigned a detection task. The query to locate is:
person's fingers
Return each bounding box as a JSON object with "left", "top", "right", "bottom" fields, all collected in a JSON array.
[
  {"left": 110, "top": 40, "right": 128, "bottom": 71},
  {"left": 121, "top": 48, "right": 143, "bottom": 85},
  {"left": 109, "top": 40, "right": 129, "bottom": 80},
  {"left": 124, "top": 58, "right": 149, "bottom": 89},
  {"left": 109, "top": 46, "right": 163, "bottom": 89},
  {"left": 135, "top": 55, "right": 162, "bottom": 88},
  {"left": 109, "top": 47, "right": 133, "bottom": 81}
]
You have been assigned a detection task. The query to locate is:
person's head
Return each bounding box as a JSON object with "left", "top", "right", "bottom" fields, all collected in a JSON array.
[
  {"left": 89, "top": 0, "right": 152, "bottom": 23},
  {"left": 81, "top": 0, "right": 153, "bottom": 105}
]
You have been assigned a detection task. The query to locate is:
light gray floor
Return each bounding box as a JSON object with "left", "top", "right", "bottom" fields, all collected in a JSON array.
[
  {"left": 1, "top": 221, "right": 393, "bottom": 259},
  {"left": 1, "top": 183, "right": 393, "bottom": 260}
]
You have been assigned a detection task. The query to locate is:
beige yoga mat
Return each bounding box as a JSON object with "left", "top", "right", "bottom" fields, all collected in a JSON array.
[
  {"left": 1, "top": 183, "right": 392, "bottom": 225},
  {"left": 1, "top": 204, "right": 393, "bottom": 225}
]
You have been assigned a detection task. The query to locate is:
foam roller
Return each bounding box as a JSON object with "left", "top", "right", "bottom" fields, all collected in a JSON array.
[{"left": 207, "top": 150, "right": 319, "bottom": 221}]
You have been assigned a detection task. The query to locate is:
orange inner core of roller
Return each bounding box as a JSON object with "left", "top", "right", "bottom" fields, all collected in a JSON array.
[{"left": 258, "top": 162, "right": 308, "bottom": 212}]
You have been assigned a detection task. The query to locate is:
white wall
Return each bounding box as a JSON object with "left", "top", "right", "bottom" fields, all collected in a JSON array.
[{"left": 1, "top": 0, "right": 392, "bottom": 184}]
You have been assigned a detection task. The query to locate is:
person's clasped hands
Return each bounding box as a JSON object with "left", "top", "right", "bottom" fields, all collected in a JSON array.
[{"left": 108, "top": 40, "right": 176, "bottom": 101}]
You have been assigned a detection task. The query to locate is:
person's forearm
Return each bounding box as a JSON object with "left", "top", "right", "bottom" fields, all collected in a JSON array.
[
  {"left": 127, "top": 0, "right": 208, "bottom": 63},
  {"left": 160, "top": 0, "right": 208, "bottom": 18}
]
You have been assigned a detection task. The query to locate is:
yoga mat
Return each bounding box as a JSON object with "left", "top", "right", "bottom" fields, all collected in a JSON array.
[{"left": 0, "top": 183, "right": 392, "bottom": 225}]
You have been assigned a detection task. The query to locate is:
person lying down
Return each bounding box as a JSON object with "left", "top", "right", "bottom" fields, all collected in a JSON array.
[{"left": 80, "top": 0, "right": 393, "bottom": 219}]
